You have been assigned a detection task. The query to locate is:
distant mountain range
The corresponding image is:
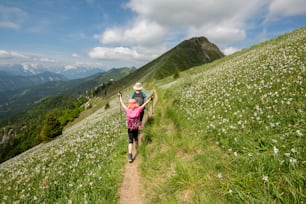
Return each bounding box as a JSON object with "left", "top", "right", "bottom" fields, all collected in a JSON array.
[
  {"left": 0, "top": 64, "right": 107, "bottom": 80},
  {"left": 0, "top": 71, "right": 67, "bottom": 92},
  {"left": 0, "top": 67, "right": 135, "bottom": 118}
]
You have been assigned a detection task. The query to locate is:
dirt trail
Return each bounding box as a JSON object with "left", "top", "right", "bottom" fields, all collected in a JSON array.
[{"left": 119, "top": 90, "right": 157, "bottom": 204}]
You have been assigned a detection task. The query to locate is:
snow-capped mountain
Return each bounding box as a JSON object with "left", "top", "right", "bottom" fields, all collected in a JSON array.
[{"left": 0, "top": 63, "right": 106, "bottom": 79}]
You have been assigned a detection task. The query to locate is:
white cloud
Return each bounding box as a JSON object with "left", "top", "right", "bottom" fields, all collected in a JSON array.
[
  {"left": 92, "top": 0, "right": 266, "bottom": 62},
  {"left": 39, "top": 57, "right": 56, "bottom": 63},
  {"left": 187, "top": 24, "right": 247, "bottom": 47},
  {"left": 127, "top": 0, "right": 261, "bottom": 27},
  {"left": 2, "top": 0, "right": 304, "bottom": 71},
  {"left": 89, "top": 46, "right": 141, "bottom": 61},
  {"left": 268, "top": 0, "right": 306, "bottom": 17},
  {"left": 0, "top": 5, "right": 27, "bottom": 29},
  {"left": 0, "top": 21, "right": 19, "bottom": 29},
  {"left": 223, "top": 47, "right": 240, "bottom": 55},
  {"left": 98, "top": 19, "right": 166, "bottom": 46},
  {"left": 125, "top": 0, "right": 265, "bottom": 40},
  {"left": 88, "top": 45, "right": 168, "bottom": 67},
  {"left": 72, "top": 53, "right": 79, "bottom": 58},
  {"left": 0, "top": 50, "right": 27, "bottom": 59},
  {"left": 92, "top": 0, "right": 271, "bottom": 64}
]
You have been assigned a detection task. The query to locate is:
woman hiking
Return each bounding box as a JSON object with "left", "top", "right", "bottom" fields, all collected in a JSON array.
[{"left": 118, "top": 92, "right": 153, "bottom": 162}]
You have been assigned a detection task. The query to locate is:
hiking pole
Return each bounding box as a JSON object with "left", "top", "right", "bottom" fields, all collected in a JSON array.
[
  {"left": 118, "top": 91, "right": 123, "bottom": 136},
  {"left": 151, "top": 92, "right": 154, "bottom": 116},
  {"left": 119, "top": 91, "right": 122, "bottom": 121}
]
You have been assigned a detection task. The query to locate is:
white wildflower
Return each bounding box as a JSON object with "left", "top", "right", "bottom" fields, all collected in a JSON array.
[
  {"left": 296, "top": 130, "right": 303, "bottom": 137},
  {"left": 291, "top": 148, "right": 297, "bottom": 153},
  {"left": 217, "top": 173, "right": 223, "bottom": 179},
  {"left": 262, "top": 175, "right": 268, "bottom": 182},
  {"left": 284, "top": 153, "right": 291, "bottom": 157},
  {"left": 273, "top": 146, "right": 279, "bottom": 155},
  {"left": 290, "top": 158, "right": 297, "bottom": 164}
]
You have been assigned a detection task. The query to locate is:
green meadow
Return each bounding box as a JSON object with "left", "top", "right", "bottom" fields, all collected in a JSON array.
[
  {"left": 0, "top": 27, "right": 305, "bottom": 203},
  {"left": 141, "top": 27, "right": 305, "bottom": 203}
]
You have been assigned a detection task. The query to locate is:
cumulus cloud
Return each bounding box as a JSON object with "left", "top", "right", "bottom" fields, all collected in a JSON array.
[
  {"left": 97, "top": 19, "right": 166, "bottom": 46},
  {"left": 89, "top": 46, "right": 141, "bottom": 61},
  {"left": 89, "top": 0, "right": 306, "bottom": 66},
  {"left": 187, "top": 24, "right": 247, "bottom": 47},
  {"left": 125, "top": 0, "right": 266, "bottom": 42},
  {"left": 91, "top": 0, "right": 271, "bottom": 64},
  {"left": 88, "top": 44, "right": 168, "bottom": 67},
  {"left": 127, "top": 0, "right": 262, "bottom": 27},
  {"left": 3, "top": 0, "right": 300, "bottom": 69},
  {"left": 268, "top": 0, "right": 306, "bottom": 17},
  {"left": 0, "top": 50, "right": 27, "bottom": 59}
]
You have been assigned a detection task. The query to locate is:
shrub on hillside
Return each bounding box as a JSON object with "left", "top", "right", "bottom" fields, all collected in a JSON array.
[
  {"left": 38, "top": 112, "right": 62, "bottom": 142},
  {"left": 104, "top": 102, "right": 110, "bottom": 110},
  {"left": 173, "top": 67, "right": 180, "bottom": 79}
]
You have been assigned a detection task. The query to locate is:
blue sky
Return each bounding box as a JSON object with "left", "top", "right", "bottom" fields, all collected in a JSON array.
[{"left": 0, "top": 0, "right": 305, "bottom": 71}]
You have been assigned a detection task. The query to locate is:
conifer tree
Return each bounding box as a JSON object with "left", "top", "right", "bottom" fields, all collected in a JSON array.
[{"left": 39, "top": 112, "right": 62, "bottom": 141}]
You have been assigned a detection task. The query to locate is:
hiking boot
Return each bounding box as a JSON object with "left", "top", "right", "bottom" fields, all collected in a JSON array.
[{"left": 128, "top": 153, "right": 133, "bottom": 162}]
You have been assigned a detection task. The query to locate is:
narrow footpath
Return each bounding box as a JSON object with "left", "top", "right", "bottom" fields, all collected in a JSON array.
[{"left": 119, "top": 90, "right": 157, "bottom": 204}]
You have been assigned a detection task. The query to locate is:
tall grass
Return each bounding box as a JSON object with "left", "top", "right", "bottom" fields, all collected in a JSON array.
[{"left": 141, "top": 27, "right": 305, "bottom": 203}]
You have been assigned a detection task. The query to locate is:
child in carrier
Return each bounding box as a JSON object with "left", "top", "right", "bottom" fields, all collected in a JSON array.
[{"left": 118, "top": 92, "right": 153, "bottom": 162}]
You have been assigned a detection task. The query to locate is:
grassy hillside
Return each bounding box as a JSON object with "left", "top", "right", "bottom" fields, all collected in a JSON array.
[
  {"left": 0, "top": 27, "right": 304, "bottom": 203},
  {"left": 0, "top": 97, "right": 128, "bottom": 203},
  {"left": 141, "top": 27, "right": 305, "bottom": 203}
]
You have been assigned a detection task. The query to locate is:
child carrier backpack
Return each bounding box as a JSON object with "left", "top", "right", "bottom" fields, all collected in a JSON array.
[
  {"left": 132, "top": 92, "right": 145, "bottom": 106},
  {"left": 126, "top": 108, "right": 141, "bottom": 130}
]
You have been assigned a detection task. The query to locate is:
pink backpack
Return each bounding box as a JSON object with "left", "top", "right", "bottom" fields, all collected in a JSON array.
[{"left": 126, "top": 108, "right": 142, "bottom": 130}]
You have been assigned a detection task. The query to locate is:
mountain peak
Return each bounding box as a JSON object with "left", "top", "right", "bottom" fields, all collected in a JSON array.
[
  {"left": 144, "top": 36, "right": 225, "bottom": 79},
  {"left": 185, "top": 36, "right": 209, "bottom": 43}
]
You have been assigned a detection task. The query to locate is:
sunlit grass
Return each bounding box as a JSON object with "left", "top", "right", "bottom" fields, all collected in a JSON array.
[
  {"left": 141, "top": 27, "right": 305, "bottom": 203},
  {"left": 0, "top": 101, "right": 127, "bottom": 203}
]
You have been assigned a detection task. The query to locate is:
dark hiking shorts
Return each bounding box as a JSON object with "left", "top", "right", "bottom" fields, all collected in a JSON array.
[{"left": 128, "top": 128, "right": 139, "bottom": 144}]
